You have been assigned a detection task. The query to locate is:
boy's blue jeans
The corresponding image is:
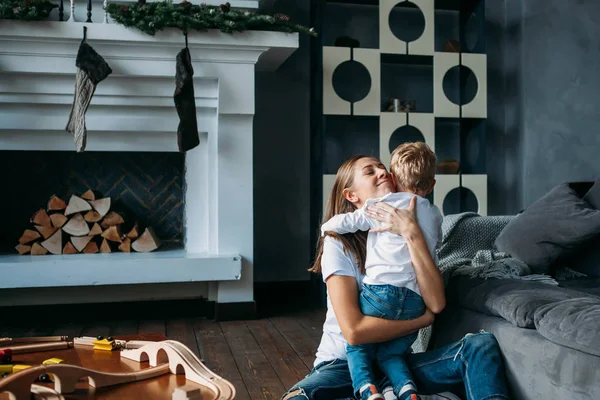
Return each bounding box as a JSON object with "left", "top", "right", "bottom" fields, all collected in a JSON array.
[{"left": 347, "top": 283, "right": 425, "bottom": 397}]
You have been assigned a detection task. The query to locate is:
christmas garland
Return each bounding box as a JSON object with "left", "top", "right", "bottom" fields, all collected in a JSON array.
[
  {"left": 105, "top": 1, "right": 317, "bottom": 37},
  {"left": 0, "top": 0, "right": 57, "bottom": 20}
]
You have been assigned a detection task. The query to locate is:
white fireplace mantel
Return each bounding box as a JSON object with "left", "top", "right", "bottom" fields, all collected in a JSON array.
[{"left": 0, "top": 21, "right": 299, "bottom": 308}]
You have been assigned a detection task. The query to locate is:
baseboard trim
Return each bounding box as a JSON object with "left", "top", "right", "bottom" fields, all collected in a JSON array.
[
  {"left": 0, "top": 298, "right": 215, "bottom": 325},
  {"left": 214, "top": 301, "right": 257, "bottom": 322}
]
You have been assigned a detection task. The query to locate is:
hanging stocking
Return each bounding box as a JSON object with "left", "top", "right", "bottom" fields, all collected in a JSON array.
[
  {"left": 174, "top": 47, "right": 200, "bottom": 152},
  {"left": 66, "top": 39, "right": 112, "bottom": 152}
]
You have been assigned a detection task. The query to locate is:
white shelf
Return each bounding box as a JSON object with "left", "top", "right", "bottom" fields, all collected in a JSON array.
[
  {"left": 380, "top": 0, "right": 434, "bottom": 55},
  {"left": 434, "top": 52, "right": 487, "bottom": 118},
  {"left": 462, "top": 173, "right": 488, "bottom": 216},
  {"left": 323, "top": 46, "right": 352, "bottom": 115},
  {"left": 353, "top": 48, "right": 381, "bottom": 116},
  {"left": 0, "top": 250, "right": 242, "bottom": 289},
  {"left": 379, "top": 112, "right": 435, "bottom": 168},
  {"left": 434, "top": 174, "right": 488, "bottom": 216}
]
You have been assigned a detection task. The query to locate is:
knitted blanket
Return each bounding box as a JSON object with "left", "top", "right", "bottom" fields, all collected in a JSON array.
[{"left": 411, "top": 212, "right": 558, "bottom": 354}]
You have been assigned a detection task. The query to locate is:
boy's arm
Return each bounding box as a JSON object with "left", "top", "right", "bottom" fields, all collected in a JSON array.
[{"left": 321, "top": 209, "right": 373, "bottom": 236}]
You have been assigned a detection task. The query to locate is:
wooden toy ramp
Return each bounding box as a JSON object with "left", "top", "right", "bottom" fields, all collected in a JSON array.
[
  {"left": 0, "top": 337, "right": 235, "bottom": 400},
  {"left": 120, "top": 340, "right": 236, "bottom": 400}
]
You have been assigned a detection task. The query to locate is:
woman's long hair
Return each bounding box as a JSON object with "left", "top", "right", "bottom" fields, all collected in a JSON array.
[{"left": 309, "top": 155, "right": 369, "bottom": 275}]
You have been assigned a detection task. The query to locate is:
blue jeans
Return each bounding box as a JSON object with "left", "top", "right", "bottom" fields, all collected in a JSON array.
[
  {"left": 347, "top": 284, "right": 425, "bottom": 397},
  {"left": 281, "top": 332, "right": 510, "bottom": 400}
]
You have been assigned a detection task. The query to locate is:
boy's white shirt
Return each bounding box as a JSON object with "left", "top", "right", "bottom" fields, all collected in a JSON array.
[{"left": 320, "top": 192, "right": 443, "bottom": 295}]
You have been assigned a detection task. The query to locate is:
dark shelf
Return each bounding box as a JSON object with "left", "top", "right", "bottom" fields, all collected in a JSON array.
[
  {"left": 326, "top": 0, "right": 378, "bottom": 6},
  {"left": 323, "top": 2, "right": 378, "bottom": 48},
  {"left": 381, "top": 62, "right": 433, "bottom": 113},
  {"left": 435, "top": 0, "right": 481, "bottom": 11},
  {"left": 323, "top": 115, "right": 380, "bottom": 174},
  {"left": 381, "top": 53, "right": 433, "bottom": 66}
]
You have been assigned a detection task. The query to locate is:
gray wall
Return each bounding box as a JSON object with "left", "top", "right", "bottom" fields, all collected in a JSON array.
[
  {"left": 493, "top": 0, "right": 600, "bottom": 213},
  {"left": 253, "top": 0, "right": 600, "bottom": 282},
  {"left": 253, "top": 0, "right": 312, "bottom": 282}
]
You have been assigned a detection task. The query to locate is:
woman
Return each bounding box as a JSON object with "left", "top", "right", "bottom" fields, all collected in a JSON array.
[{"left": 282, "top": 155, "right": 509, "bottom": 400}]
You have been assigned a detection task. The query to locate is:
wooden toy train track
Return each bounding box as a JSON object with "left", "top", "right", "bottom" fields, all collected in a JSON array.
[{"left": 0, "top": 339, "right": 235, "bottom": 400}]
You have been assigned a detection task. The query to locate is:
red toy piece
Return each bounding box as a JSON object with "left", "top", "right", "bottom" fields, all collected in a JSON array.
[{"left": 0, "top": 349, "right": 12, "bottom": 364}]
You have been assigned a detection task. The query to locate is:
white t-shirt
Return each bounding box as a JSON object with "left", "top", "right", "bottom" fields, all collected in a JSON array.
[
  {"left": 320, "top": 192, "right": 442, "bottom": 295},
  {"left": 314, "top": 236, "right": 363, "bottom": 366}
]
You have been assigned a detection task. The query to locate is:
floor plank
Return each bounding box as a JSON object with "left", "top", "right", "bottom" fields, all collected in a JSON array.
[
  {"left": 269, "top": 316, "right": 320, "bottom": 370},
  {"left": 221, "top": 321, "right": 286, "bottom": 400},
  {"left": 166, "top": 319, "right": 201, "bottom": 359},
  {"left": 110, "top": 320, "right": 139, "bottom": 337},
  {"left": 80, "top": 322, "right": 112, "bottom": 339},
  {"left": 246, "top": 319, "right": 310, "bottom": 390},
  {"left": 296, "top": 311, "right": 325, "bottom": 342},
  {"left": 52, "top": 322, "right": 85, "bottom": 338},
  {"left": 193, "top": 320, "right": 251, "bottom": 400},
  {"left": 138, "top": 319, "right": 166, "bottom": 335}
]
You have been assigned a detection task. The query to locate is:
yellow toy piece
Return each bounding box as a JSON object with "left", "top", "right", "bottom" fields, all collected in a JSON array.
[
  {"left": 92, "top": 337, "right": 116, "bottom": 351},
  {"left": 42, "top": 358, "right": 64, "bottom": 365},
  {"left": 0, "top": 365, "right": 13, "bottom": 373},
  {"left": 12, "top": 364, "right": 31, "bottom": 373}
]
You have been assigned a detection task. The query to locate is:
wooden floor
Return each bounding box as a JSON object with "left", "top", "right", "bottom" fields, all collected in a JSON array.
[{"left": 0, "top": 309, "right": 326, "bottom": 400}]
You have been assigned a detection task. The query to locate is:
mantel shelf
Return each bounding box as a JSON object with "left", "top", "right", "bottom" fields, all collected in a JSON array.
[
  {"left": 0, "top": 21, "right": 299, "bottom": 72},
  {"left": 0, "top": 250, "right": 242, "bottom": 289}
]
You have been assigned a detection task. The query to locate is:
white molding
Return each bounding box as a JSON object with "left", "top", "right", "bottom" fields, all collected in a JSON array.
[
  {"left": 353, "top": 48, "right": 380, "bottom": 116},
  {"left": 379, "top": 112, "right": 435, "bottom": 168},
  {"left": 461, "top": 53, "right": 487, "bottom": 118},
  {"left": 0, "top": 21, "right": 298, "bottom": 72},
  {"left": 434, "top": 174, "right": 460, "bottom": 216},
  {"left": 434, "top": 52, "right": 460, "bottom": 117},
  {"left": 380, "top": 0, "right": 434, "bottom": 55},
  {"left": 461, "top": 174, "right": 488, "bottom": 216},
  {"left": 203, "top": 0, "right": 258, "bottom": 8},
  {"left": 0, "top": 282, "right": 210, "bottom": 307},
  {"left": 323, "top": 46, "right": 351, "bottom": 115},
  {"left": 322, "top": 174, "right": 337, "bottom": 216},
  {"left": 0, "top": 251, "right": 241, "bottom": 289}
]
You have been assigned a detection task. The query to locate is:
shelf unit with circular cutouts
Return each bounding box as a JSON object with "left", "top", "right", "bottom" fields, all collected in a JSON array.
[{"left": 316, "top": 0, "right": 488, "bottom": 218}]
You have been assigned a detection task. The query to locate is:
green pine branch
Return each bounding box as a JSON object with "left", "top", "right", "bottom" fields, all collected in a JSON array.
[
  {"left": 104, "top": 1, "right": 318, "bottom": 37},
  {"left": 0, "top": 0, "right": 57, "bottom": 20}
]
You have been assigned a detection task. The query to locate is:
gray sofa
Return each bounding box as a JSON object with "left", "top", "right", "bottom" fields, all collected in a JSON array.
[
  {"left": 432, "top": 277, "right": 600, "bottom": 400},
  {"left": 430, "top": 180, "right": 600, "bottom": 400}
]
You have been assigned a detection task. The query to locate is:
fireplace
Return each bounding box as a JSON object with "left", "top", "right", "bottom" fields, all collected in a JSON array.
[
  {"left": 0, "top": 20, "right": 298, "bottom": 309},
  {"left": 1, "top": 151, "right": 186, "bottom": 255}
]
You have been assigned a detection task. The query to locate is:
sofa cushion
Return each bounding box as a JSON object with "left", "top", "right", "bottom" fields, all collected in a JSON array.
[
  {"left": 447, "top": 276, "right": 580, "bottom": 328},
  {"left": 534, "top": 297, "right": 600, "bottom": 357},
  {"left": 495, "top": 183, "right": 600, "bottom": 274},
  {"left": 583, "top": 178, "right": 600, "bottom": 209}
]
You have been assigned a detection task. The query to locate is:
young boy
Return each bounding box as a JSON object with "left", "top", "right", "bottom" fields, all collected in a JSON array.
[{"left": 321, "top": 142, "right": 442, "bottom": 400}]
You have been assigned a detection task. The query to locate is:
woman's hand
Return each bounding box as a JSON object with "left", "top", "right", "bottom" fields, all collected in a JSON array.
[{"left": 366, "top": 195, "right": 420, "bottom": 238}]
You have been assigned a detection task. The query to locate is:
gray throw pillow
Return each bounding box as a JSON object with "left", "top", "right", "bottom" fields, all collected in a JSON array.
[
  {"left": 583, "top": 178, "right": 600, "bottom": 209},
  {"left": 534, "top": 297, "right": 600, "bottom": 357},
  {"left": 495, "top": 183, "right": 600, "bottom": 274}
]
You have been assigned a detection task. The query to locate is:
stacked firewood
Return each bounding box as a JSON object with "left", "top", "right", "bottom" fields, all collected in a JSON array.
[{"left": 16, "top": 190, "right": 161, "bottom": 255}]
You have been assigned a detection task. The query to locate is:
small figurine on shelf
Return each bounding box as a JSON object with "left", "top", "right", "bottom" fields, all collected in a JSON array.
[
  {"left": 385, "top": 98, "right": 415, "bottom": 112},
  {"left": 443, "top": 40, "right": 461, "bottom": 53},
  {"left": 437, "top": 159, "right": 460, "bottom": 174}
]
